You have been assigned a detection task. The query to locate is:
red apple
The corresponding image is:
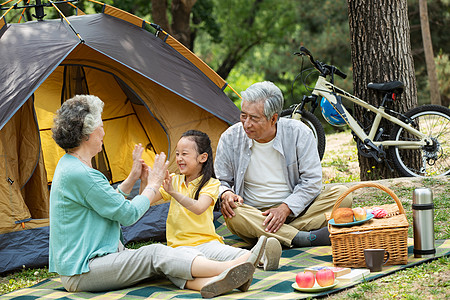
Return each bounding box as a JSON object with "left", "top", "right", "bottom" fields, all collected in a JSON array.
[
  {"left": 316, "top": 269, "right": 335, "bottom": 287},
  {"left": 295, "top": 271, "right": 315, "bottom": 288}
]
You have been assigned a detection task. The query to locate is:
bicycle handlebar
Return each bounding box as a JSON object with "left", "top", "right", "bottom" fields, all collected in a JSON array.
[{"left": 296, "top": 46, "right": 347, "bottom": 80}]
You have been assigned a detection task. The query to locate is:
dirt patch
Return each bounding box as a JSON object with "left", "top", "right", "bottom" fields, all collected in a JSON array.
[
  {"left": 322, "top": 131, "right": 360, "bottom": 183},
  {"left": 322, "top": 130, "right": 448, "bottom": 198}
]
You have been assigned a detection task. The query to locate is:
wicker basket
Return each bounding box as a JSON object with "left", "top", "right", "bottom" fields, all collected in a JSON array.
[{"left": 327, "top": 182, "right": 409, "bottom": 268}]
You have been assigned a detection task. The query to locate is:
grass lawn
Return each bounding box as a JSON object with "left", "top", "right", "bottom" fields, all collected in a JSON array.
[{"left": 1, "top": 130, "right": 449, "bottom": 298}]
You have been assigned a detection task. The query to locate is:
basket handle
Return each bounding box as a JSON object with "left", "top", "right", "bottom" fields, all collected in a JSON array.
[{"left": 331, "top": 182, "right": 406, "bottom": 215}]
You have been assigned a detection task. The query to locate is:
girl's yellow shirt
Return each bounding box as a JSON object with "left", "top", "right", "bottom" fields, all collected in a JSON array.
[{"left": 160, "top": 174, "right": 223, "bottom": 248}]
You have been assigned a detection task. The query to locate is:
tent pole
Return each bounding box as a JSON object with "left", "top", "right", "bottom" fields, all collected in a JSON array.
[
  {"left": 49, "top": 0, "right": 84, "bottom": 42},
  {"left": 32, "top": 0, "right": 45, "bottom": 19}
]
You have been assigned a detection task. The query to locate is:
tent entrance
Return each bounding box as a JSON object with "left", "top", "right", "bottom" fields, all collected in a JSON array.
[{"left": 35, "top": 64, "right": 162, "bottom": 184}]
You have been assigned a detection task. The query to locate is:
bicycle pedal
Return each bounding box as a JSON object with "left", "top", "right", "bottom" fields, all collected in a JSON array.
[{"left": 363, "top": 139, "right": 386, "bottom": 163}]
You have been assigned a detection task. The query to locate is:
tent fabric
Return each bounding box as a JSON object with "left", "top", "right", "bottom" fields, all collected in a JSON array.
[
  {"left": 0, "top": 13, "right": 240, "bottom": 129},
  {"left": 122, "top": 203, "right": 170, "bottom": 245},
  {"left": 0, "top": 20, "right": 79, "bottom": 130},
  {"left": 0, "top": 227, "right": 50, "bottom": 274},
  {"left": 99, "top": 4, "right": 228, "bottom": 91},
  {"left": 0, "top": 98, "right": 49, "bottom": 234},
  {"left": 0, "top": 9, "right": 240, "bottom": 274},
  {"left": 161, "top": 33, "right": 228, "bottom": 90}
]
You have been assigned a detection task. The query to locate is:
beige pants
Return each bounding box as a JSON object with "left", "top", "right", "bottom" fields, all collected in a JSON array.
[
  {"left": 225, "top": 185, "right": 353, "bottom": 247},
  {"left": 60, "top": 242, "right": 198, "bottom": 292}
]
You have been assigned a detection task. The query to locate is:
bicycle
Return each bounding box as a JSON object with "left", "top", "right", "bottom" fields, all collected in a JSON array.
[{"left": 281, "top": 46, "right": 450, "bottom": 177}]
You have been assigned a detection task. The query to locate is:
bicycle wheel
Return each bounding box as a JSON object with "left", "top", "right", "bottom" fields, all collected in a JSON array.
[
  {"left": 388, "top": 105, "right": 450, "bottom": 177},
  {"left": 280, "top": 108, "right": 326, "bottom": 160}
]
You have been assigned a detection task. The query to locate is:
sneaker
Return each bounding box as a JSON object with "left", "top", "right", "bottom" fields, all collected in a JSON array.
[
  {"left": 261, "top": 237, "right": 282, "bottom": 271},
  {"left": 200, "top": 262, "right": 255, "bottom": 298}
]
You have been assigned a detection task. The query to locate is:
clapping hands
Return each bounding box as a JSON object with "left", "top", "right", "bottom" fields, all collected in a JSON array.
[{"left": 146, "top": 152, "right": 169, "bottom": 189}]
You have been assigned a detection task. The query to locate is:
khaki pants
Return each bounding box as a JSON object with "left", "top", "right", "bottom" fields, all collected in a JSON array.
[{"left": 225, "top": 185, "right": 352, "bottom": 247}]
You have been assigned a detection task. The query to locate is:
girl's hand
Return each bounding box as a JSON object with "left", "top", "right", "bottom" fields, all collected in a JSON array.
[
  {"left": 162, "top": 171, "right": 174, "bottom": 194},
  {"left": 140, "top": 162, "right": 149, "bottom": 183},
  {"left": 139, "top": 163, "right": 149, "bottom": 193}
]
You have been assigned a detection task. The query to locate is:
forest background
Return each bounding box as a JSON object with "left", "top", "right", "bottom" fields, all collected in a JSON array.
[{"left": 5, "top": 0, "right": 449, "bottom": 114}]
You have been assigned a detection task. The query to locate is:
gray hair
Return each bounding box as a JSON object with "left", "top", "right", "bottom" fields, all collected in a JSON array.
[
  {"left": 52, "top": 95, "right": 104, "bottom": 151},
  {"left": 241, "top": 81, "right": 284, "bottom": 120}
]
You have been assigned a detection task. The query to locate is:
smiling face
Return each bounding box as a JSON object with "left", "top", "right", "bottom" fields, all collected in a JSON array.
[
  {"left": 175, "top": 137, "right": 207, "bottom": 181},
  {"left": 240, "top": 100, "right": 278, "bottom": 143}
]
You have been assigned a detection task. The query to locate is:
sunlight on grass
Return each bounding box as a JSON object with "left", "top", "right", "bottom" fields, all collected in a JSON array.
[{"left": 0, "top": 267, "right": 57, "bottom": 295}]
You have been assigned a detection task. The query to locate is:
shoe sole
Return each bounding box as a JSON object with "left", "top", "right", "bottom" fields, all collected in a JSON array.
[
  {"left": 200, "top": 262, "right": 255, "bottom": 298},
  {"left": 237, "top": 278, "right": 252, "bottom": 292},
  {"left": 263, "top": 238, "right": 282, "bottom": 271}
]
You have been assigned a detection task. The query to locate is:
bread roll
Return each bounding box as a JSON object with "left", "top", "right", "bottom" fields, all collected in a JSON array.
[
  {"left": 353, "top": 207, "right": 367, "bottom": 221},
  {"left": 333, "top": 208, "right": 354, "bottom": 224}
]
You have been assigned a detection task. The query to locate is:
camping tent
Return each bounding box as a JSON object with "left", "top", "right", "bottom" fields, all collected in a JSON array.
[{"left": 0, "top": 4, "right": 239, "bottom": 273}]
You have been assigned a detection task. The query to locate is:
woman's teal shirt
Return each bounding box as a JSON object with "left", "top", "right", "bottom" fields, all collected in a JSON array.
[{"left": 49, "top": 154, "right": 149, "bottom": 276}]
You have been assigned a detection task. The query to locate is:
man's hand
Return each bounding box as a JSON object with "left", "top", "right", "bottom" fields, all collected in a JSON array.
[
  {"left": 261, "top": 203, "right": 292, "bottom": 233},
  {"left": 220, "top": 191, "right": 243, "bottom": 219}
]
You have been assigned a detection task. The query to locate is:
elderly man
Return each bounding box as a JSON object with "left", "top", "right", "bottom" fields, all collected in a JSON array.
[{"left": 215, "top": 81, "right": 352, "bottom": 251}]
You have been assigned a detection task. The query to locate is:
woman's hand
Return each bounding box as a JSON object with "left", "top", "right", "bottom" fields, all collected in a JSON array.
[
  {"left": 129, "top": 144, "right": 145, "bottom": 181},
  {"left": 118, "top": 144, "right": 145, "bottom": 196},
  {"left": 141, "top": 153, "right": 168, "bottom": 204},
  {"left": 132, "top": 143, "right": 143, "bottom": 161},
  {"left": 148, "top": 152, "right": 169, "bottom": 188}
]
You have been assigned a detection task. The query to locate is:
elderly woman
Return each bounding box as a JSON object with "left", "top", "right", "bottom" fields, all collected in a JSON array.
[{"left": 49, "top": 95, "right": 265, "bottom": 298}]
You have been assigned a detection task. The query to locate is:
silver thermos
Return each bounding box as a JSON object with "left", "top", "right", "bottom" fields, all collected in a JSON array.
[{"left": 412, "top": 187, "right": 435, "bottom": 258}]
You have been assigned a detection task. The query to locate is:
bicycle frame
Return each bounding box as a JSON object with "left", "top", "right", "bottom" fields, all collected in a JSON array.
[{"left": 311, "top": 76, "right": 430, "bottom": 150}]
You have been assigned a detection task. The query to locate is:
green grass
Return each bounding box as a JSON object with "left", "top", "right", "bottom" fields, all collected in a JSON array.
[{"left": 0, "top": 267, "right": 57, "bottom": 295}]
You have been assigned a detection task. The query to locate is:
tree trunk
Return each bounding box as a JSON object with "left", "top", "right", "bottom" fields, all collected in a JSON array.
[
  {"left": 151, "top": 0, "right": 172, "bottom": 35},
  {"left": 347, "top": 0, "right": 418, "bottom": 180},
  {"left": 171, "top": 0, "right": 197, "bottom": 49},
  {"left": 419, "top": 0, "right": 441, "bottom": 105},
  {"left": 150, "top": 0, "right": 196, "bottom": 49}
]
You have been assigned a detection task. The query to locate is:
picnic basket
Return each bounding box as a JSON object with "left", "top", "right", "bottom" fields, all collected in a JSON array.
[{"left": 327, "top": 182, "right": 409, "bottom": 268}]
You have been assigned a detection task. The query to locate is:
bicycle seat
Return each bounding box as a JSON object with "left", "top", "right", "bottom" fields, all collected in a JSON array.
[{"left": 367, "top": 81, "right": 404, "bottom": 94}]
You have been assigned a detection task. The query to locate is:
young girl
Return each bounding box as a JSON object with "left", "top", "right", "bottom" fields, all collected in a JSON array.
[{"left": 150, "top": 130, "right": 281, "bottom": 271}]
